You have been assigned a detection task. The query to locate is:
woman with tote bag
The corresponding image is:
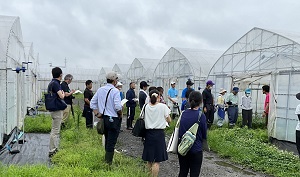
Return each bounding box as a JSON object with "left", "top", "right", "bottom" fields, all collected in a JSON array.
[
  {"left": 142, "top": 89, "right": 171, "bottom": 177},
  {"left": 178, "top": 91, "right": 208, "bottom": 177}
]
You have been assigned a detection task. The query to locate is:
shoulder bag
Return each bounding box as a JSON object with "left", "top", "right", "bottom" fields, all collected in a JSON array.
[
  {"left": 178, "top": 110, "right": 202, "bottom": 156},
  {"left": 96, "top": 88, "right": 113, "bottom": 134},
  {"left": 45, "top": 81, "right": 67, "bottom": 111},
  {"left": 132, "top": 104, "right": 147, "bottom": 137}
]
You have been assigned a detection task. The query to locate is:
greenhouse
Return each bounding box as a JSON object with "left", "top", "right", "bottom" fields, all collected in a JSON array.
[
  {"left": 126, "top": 58, "right": 159, "bottom": 89},
  {"left": 153, "top": 47, "right": 222, "bottom": 102},
  {"left": 208, "top": 27, "right": 300, "bottom": 143},
  {"left": 0, "top": 16, "right": 29, "bottom": 145},
  {"left": 38, "top": 67, "right": 101, "bottom": 93},
  {"left": 98, "top": 67, "right": 112, "bottom": 86},
  {"left": 112, "top": 63, "right": 131, "bottom": 93}
]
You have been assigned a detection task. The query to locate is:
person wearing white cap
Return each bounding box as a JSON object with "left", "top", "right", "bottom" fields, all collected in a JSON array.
[
  {"left": 217, "top": 88, "right": 227, "bottom": 127},
  {"left": 90, "top": 71, "right": 122, "bottom": 165},
  {"left": 241, "top": 88, "right": 252, "bottom": 128},
  {"left": 167, "top": 81, "right": 179, "bottom": 119},
  {"left": 116, "top": 82, "right": 124, "bottom": 100}
]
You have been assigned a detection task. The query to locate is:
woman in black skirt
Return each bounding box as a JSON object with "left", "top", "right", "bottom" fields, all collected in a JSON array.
[{"left": 142, "top": 89, "right": 171, "bottom": 177}]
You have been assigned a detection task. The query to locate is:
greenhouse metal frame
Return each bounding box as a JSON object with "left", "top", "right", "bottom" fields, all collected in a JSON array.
[
  {"left": 208, "top": 27, "right": 300, "bottom": 143},
  {"left": 153, "top": 47, "right": 222, "bottom": 103}
]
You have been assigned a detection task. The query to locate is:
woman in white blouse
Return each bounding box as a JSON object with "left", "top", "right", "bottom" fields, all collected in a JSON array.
[{"left": 142, "top": 89, "right": 171, "bottom": 177}]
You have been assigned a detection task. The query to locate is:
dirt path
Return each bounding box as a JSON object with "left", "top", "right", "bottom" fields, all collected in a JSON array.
[{"left": 116, "top": 116, "right": 271, "bottom": 177}]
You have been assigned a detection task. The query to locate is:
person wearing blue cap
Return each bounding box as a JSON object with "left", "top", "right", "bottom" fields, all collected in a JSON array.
[
  {"left": 202, "top": 80, "right": 215, "bottom": 128},
  {"left": 241, "top": 88, "right": 252, "bottom": 128},
  {"left": 295, "top": 92, "right": 300, "bottom": 158},
  {"left": 226, "top": 87, "right": 239, "bottom": 128}
]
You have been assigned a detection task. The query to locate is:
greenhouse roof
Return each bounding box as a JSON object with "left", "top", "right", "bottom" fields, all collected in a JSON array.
[
  {"left": 112, "top": 64, "right": 130, "bottom": 74},
  {"left": 127, "top": 58, "right": 160, "bottom": 80},
  {"left": 209, "top": 27, "right": 300, "bottom": 77},
  {"left": 154, "top": 47, "right": 222, "bottom": 79},
  {"left": 0, "top": 15, "right": 23, "bottom": 49}
]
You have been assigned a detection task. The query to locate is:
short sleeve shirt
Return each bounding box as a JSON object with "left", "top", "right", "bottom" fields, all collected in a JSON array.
[
  {"left": 264, "top": 93, "right": 270, "bottom": 113},
  {"left": 48, "top": 79, "right": 61, "bottom": 95},
  {"left": 84, "top": 88, "right": 94, "bottom": 107},
  {"left": 168, "top": 88, "right": 178, "bottom": 98},
  {"left": 181, "top": 88, "right": 194, "bottom": 98},
  {"left": 144, "top": 103, "right": 171, "bottom": 129},
  {"left": 61, "top": 81, "right": 72, "bottom": 105}
]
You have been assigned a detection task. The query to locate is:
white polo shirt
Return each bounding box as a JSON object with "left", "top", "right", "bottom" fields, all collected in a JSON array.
[{"left": 295, "top": 104, "right": 300, "bottom": 131}]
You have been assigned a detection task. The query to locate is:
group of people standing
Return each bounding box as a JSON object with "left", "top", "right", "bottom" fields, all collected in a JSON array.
[{"left": 47, "top": 66, "right": 275, "bottom": 177}]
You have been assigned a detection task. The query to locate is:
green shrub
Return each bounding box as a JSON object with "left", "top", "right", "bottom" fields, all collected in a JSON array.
[{"left": 208, "top": 127, "right": 300, "bottom": 177}]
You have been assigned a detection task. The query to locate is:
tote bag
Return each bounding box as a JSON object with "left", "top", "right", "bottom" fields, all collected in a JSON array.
[
  {"left": 167, "top": 111, "right": 183, "bottom": 153},
  {"left": 45, "top": 81, "right": 67, "bottom": 111},
  {"left": 132, "top": 104, "right": 147, "bottom": 137}
]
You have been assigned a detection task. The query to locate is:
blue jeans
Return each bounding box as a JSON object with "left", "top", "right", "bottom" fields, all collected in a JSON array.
[{"left": 228, "top": 106, "right": 238, "bottom": 125}]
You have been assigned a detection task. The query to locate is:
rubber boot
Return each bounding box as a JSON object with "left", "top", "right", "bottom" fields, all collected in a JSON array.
[{"left": 105, "top": 151, "right": 114, "bottom": 165}]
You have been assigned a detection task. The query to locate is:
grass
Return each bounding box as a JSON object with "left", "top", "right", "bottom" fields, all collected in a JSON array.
[
  {"left": 208, "top": 127, "right": 300, "bottom": 177},
  {"left": 1, "top": 106, "right": 148, "bottom": 177}
]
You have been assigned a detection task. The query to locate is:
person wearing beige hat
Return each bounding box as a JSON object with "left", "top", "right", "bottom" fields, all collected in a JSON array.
[
  {"left": 217, "top": 88, "right": 227, "bottom": 127},
  {"left": 90, "top": 71, "right": 122, "bottom": 165}
]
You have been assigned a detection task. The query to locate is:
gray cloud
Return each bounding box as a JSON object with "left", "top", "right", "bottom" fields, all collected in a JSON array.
[{"left": 1, "top": 0, "right": 300, "bottom": 69}]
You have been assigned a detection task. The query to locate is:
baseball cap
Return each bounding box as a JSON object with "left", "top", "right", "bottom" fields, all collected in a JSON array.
[
  {"left": 171, "top": 81, "right": 176, "bottom": 85},
  {"left": 106, "top": 71, "right": 118, "bottom": 80},
  {"left": 245, "top": 88, "right": 251, "bottom": 94},
  {"left": 140, "top": 81, "right": 149, "bottom": 88},
  {"left": 233, "top": 87, "right": 239, "bottom": 92},
  {"left": 116, "top": 82, "right": 123, "bottom": 87},
  {"left": 296, "top": 93, "right": 300, "bottom": 100},
  {"left": 186, "top": 80, "right": 194, "bottom": 86},
  {"left": 206, "top": 80, "right": 215, "bottom": 86},
  {"left": 219, "top": 88, "right": 227, "bottom": 94}
]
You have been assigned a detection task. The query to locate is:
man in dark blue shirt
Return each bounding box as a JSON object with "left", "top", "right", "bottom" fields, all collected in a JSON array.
[
  {"left": 48, "top": 67, "right": 65, "bottom": 158},
  {"left": 202, "top": 80, "right": 215, "bottom": 129},
  {"left": 126, "top": 82, "right": 137, "bottom": 130}
]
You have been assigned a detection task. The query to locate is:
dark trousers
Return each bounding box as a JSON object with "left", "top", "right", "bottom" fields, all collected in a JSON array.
[
  {"left": 242, "top": 109, "right": 252, "bottom": 128},
  {"left": 83, "top": 106, "right": 93, "bottom": 128},
  {"left": 178, "top": 151, "right": 203, "bottom": 177},
  {"left": 204, "top": 105, "right": 214, "bottom": 128},
  {"left": 127, "top": 106, "right": 135, "bottom": 128},
  {"left": 103, "top": 115, "right": 121, "bottom": 152},
  {"left": 228, "top": 106, "right": 238, "bottom": 125},
  {"left": 296, "top": 130, "right": 300, "bottom": 158}
]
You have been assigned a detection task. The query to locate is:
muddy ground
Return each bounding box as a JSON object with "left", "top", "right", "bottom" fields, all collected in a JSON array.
[{"left": 116, "top": 117, "right": 271, "bottom": 177}]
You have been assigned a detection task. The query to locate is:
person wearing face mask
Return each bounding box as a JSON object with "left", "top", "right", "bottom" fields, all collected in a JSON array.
[
  {"left": 202, "top": 80, "right": 215, "bottom": 129},
  {"left": 116, "top": 82, "right": 124, "bottom": 100},
  {"left": 226, "top": 87, "right": 239, "bottom": 128},
  {"left": 241, "top": 88, "right": 252, "bottom": 128}
]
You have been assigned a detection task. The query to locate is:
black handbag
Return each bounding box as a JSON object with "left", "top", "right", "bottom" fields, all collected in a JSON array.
[
  {"left": 96, "top": 88, "right": 113, "bottom": 135},
  {"left": 45, "top": 81, "right": 67, "bottom": 111},
  {"left": 132, "top": 104, "right": 147, "bottom": 137}
]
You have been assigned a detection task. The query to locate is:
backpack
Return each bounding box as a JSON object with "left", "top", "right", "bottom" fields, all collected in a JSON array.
[{"left": 178, "top": 110, "right": 202, "bottom": 156}]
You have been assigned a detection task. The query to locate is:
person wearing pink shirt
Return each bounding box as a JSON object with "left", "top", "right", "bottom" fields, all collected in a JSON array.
[{"left": 262, "top": 85, "right": 270, "bottom": 127}]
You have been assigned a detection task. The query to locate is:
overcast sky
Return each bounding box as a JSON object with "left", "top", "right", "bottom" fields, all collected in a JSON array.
[{"left": 1, "top": 0, "right": 300, "bottom": 69}]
